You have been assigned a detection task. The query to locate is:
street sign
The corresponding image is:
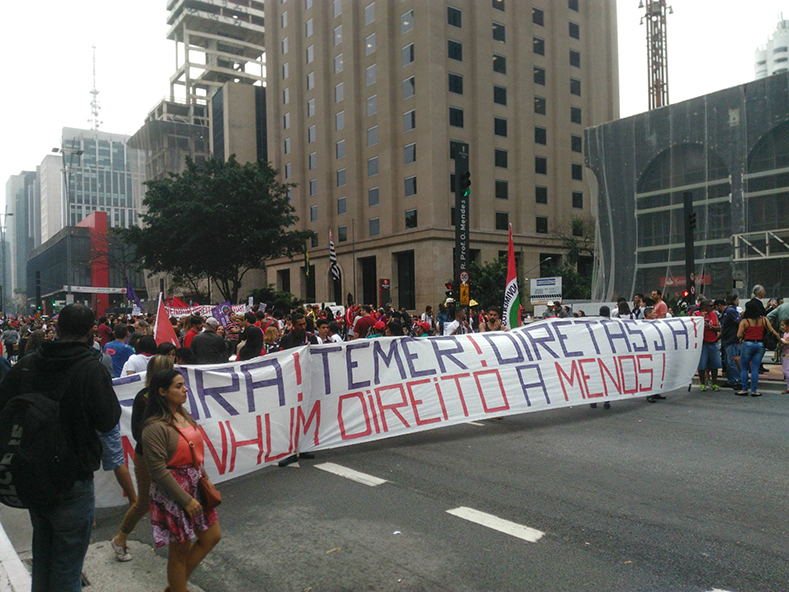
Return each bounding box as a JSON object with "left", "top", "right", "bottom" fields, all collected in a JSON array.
[
  {"left": 459, "top": 284, "right": 470, "bottom": 306},
  {"left": 529, "top": 276, "right": 562, "bottom": 304},
  {"left": 63, "top": 286, "right": 126, "bottom": 295},
  {"left": 459, "top": 270, "right": 469, "bottom": 285}
]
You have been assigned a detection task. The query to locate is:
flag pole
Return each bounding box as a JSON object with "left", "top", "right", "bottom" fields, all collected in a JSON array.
[{"left": 352, "top": 218, "right": 357, "bottom": 304}]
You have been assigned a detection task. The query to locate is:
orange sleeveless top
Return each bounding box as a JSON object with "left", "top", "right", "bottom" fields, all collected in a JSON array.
[{"left": 167, "top": 423, "right": 205, "bottom": 467}]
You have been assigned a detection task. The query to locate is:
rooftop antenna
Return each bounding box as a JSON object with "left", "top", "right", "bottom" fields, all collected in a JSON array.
[
  {"left": 639, "top": 0, "right": 672, "bottom": 110},
  {"left": 89, "top": 45, "right": 103, "bottom": 131}
]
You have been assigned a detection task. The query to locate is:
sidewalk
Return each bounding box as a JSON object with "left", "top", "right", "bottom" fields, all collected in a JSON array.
[{"left": 693, "top": 359, "right": 787, "bottom": 391}]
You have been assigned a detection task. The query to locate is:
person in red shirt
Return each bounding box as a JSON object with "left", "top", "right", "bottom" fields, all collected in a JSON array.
[
  {"left": 352, "top": 306, "right": 376, "bottom": 339},
  {"left": 182, "top": 315, "right": 203, "bottom": 348},
  {"left": 694, "top": 298, "right": 721, "bottom": 391}
]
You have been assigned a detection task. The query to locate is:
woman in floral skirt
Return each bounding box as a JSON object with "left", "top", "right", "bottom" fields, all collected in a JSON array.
[{"left": 142, "top": 370, "right": 221, "bottom": 592}]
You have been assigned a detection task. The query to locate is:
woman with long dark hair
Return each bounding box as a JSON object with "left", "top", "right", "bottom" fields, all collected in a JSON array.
[
  {"left": 736, "top": 299, "right": 783, "bottom": 397},
  {"left": 142, "top": 370, "right": 221, "bottom": 592}
]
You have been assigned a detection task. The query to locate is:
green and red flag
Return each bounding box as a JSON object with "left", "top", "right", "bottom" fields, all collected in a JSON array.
[{"left": 503, "top": 224, "right": 521, "bottom": 330}]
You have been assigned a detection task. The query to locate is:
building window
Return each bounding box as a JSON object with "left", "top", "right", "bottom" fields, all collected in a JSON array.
[
  {"left": 535, "top": 126, "right": 547, "bottom": 145},
  {"left": 335, "top": 82, "right": 344, "bottom": 102},
  {"left": 308, "top": 125, "right": 316, "bottom": 143},
  {"left": 492, "top": 0, "right": 505, "bottom": 11},
  {"left": 403, "top": 110, "right": 416, "bottom": 132},
  {"left": 570, "top": 50, "right": 581, "bottom": 67},
  {"left": 569, "top": 0, "right": 579, "bottom": 11},
  {"left": 401, "top": 9, "right": 414, "bottom": 34},
  {"left": 336, "top": 140, "right": 345, "bottom": 159},
  {"left": 495, "top": 180, "right": 508, "bottom": 199},
  {"left": 337, "top": 168, "right": 347, "bottom": 187},
  {"left": 572, "top": 163, "right": 583, "bottom": 180},
  {"left": 365, "top": 2, "right": 375, "bottom": 25},
  {"left": 333, "top": 24, "right": 342, "bottom": 45},
  {"left": 307, "top": 98, "right": 315, "bottom": 117},
  {"left": 569, "top": 22, "right": 580, "bottom": 40},
  {"left": 492, "top": 22, "right": 505, "bottom": 42},
  {"left": 282, "top": 62, "right": 289, "bottom": 79},
  {"left": 495, "top": 212, "right": 509, "bottom": 230},
  {"left": 494, "top": 117, "right": 507, "bottom": 137},
  {"left": 448, "top": 40, "right": 463, "bottom": 61},
  {"left": 284, "top": 163, "right": 292, "bottom": 179},
  {"left": 307, "top": 71, "right": 315, "bottom": 90},
  {"left": 334, "top": 54, "right": 344, "bottom": 73},
  {"left": 448, "top": 6, "right": 462, "bottom": 27},
  {"left": 533, "top": 7, "right": 544, "bottom": 25},
  {"left": 282, "top": 37, "right": 289, "bottom": 54},
  {"left": 534, "top": 66, "right": 546, "bottom": 85},
  {"left": 536, "top": 216, "right": 548, "bottom": 234},
  {"left": 571, "top": 135, "right": 582, "bottom": 153},
  {"left": 335, "top": 111, "right": 345, "bottom": 130},
  {"left": 284, "top": 112, "right": 291, "bottom": 129},
  {"left": 404, "top": 143, "right": 416, "bottom": 164},
  {"left": 571, "top": 106, "right": 582, "bottom": 124},
  {"left": 368, "top": 217, "right": 381, "bottom": 237},
  {"left": 449, "top": 107, "right": 464, "bottom": 127},
  {"left": 366, "top": 33, "right": 376, "bottom": 55},
  {"left": 333, "top": 0, "right": 342, "bottom": 17},
  {"left": 535, "top": 96, "right": 547, "bottom": 115},
  {"left": 311, "top": 234, "right": 319, "bottom": 248},
  {"left": 536, "top": 186, "right": 548, "bottom": 204},
  {"left": 403, "top": 76, "right": 415, "bottom": 99},
  {"left": 493, "top": 85, "right": 507, "bottom": 106},
  {"left": 281, "top": 11, "right": 288, "bottom": 28},
  {"left": 306, "top": 18, "right": 313, "bottom": 37},
  {"left": 305, "top": 0, "right": 313, "bottom": 9},
  {"left": 493, "top": 53, "right": 506, "bottom": 74},
  {"left": 570, "top": 78, "right": 581, "bottom": 96},
  {"left": 366, "top": 64, "right": 376, "bottom": 85},
  {"left": 284, "top": 137, "right": 291, "bottom": 154},
  {"left": 405, "top": 209, "right": 418, "bottom": 229},
  {"left": 534, "top": 37, "right": 545, "bottom": 56},
  {"left": 572, "top": 191, "right": 583, "bottom": 209},
  {"left": 308, "top": 152, "right": 317, "bottom": 169},
  {"left": 369, "top": 187, "right": 379, "bottom": 206},
  {"left": 405, "top": 176, "right": 417, "bottom": 196},
  {"left": 367, "top": 95, "right": 377, "bottom": 115},
  {"left": 367, "top": 126, "right": 378, "bottom": 146},
  {"left": 338, "top": 225, "right": 348, "bottom": 242},
  {"left": 368, "top": 157, "right": 378, "bottom": 177},
  {"left": 572, "top": 219, "right": 585, "bottom": 237},
  {"left": 309, "top": 179, "right": 318, "bottom": 195},
  {"left": 495, "top": 149, "right": 508, "bottom": 168},
  {"left": 338, "top": 196, "right": 347, "bottom": 215},
  {"left": 306, "top": 44, "right": 314, "bottom": 63},
  {"left": 402, "top": 43, "right": 415, "bottom": 66},
  {"left": 310, "top": 205, "right": 318, "bottom": 222},
  {"left": 283, "top": 87, "right": 290, "bottom": 104},
  {"left": 448, "top": 73, "right": 463, "bottom": 94},
  {"left": 535, "top": 157, "right": 547, "bottom": 175}
]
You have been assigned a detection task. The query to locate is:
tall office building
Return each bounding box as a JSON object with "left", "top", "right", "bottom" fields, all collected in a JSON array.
[
  {"left": 755, "top": 17, "right": 789, "bottom": 79},
  {"left": 263, "top": 0, "right": 619, "bottom": 309},
  {"left": 44, "top": 128, "right": 144, "bottom": 244}
]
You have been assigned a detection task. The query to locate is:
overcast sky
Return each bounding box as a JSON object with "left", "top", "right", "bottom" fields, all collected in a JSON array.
[{"left": 1, "top": 0, "right": 786, "bottom": 209}]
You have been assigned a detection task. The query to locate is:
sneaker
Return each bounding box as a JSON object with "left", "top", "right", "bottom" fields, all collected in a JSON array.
[
  {"left": 603, "top": 402, "right": 611, "bottom": 410},
  {"left": 646, "top": 395, "right": 656, "bottom": 403},
  {"left": 590, "top": 403, "right": 598, "bottom": 408},
  {"left": 711, "top": 384, "right": 720, "bottom": 391},
  {"left": 699, "top": 384, "right": 707, "bottom": 391},
  {"left": 110, "top": 537, "right": 132, "bottom": 562}
]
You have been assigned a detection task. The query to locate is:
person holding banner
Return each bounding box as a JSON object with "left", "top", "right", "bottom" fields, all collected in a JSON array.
[{"left": 142, "top": 370, "right": 221, "bottom": 592}]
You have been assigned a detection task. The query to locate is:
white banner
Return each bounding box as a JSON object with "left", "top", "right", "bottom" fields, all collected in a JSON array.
[
  {"left": 165, "top": 304, "right": 249, "bottom": 317},
  {"left": 97, "top": 318, "right": 703, "bottom": 507}
]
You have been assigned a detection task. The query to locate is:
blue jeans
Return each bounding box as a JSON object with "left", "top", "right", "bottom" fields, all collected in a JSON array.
[
  {"left": 723, "top": 343, "right": 741, "bottom": 385},
  {"left": 29, "top": 479, "right": 95, "bottom": 592},
  {"left": 740, "top": 341, "right": 766, "bottom": 393}
]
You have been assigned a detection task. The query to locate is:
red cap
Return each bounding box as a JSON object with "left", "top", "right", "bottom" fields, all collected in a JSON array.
[{"left": 373, "top": 320, "right": 386, "bottom": 330}]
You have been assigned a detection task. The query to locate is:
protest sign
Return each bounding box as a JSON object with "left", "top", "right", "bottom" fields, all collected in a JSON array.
[{"left": 96, "top": 318, "right": 703, "bottom": 507}]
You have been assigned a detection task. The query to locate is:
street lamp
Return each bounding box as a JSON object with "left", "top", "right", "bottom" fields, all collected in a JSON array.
[
  {"left": 52, "top": 146, "right": 84, "bottom": 303},
  {"left": 0, "top": 210, "right": 13, "bottom": 316},
  {"left": 523, "top": 256, "right": 552, "bottom": 279}
]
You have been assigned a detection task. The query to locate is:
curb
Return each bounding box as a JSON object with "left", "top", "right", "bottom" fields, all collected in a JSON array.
[{"left": 0, "top": 520, "right": 30, "bottom": 592}]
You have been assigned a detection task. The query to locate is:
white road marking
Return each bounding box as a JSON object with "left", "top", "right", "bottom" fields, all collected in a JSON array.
[
  {"left": 465, "top": 421, "right": 485, "bottom": 426},
  {"left": 446, "top": 506, "right": 545, "bottom": 543},
  {"left": 708, "top": 589, "right": 734, "bottom": 592},
  {"left": 315, "top": 462, "right": 387, "bottom": 487}
]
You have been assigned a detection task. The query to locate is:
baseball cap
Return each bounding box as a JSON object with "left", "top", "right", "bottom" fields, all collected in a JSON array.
[
  {"left": 546, "top": 301, "right": 555, "bottom": 307},
  {"left": 445, "top": 297, "right": 455, "bottom": 304},
  {"left": 417, "top": 321, "right": 431, "bottom": 331},
  {"left": 205, "top": 317, "right": 220, "bottom": 328},
  {"left": 373, "top": 320, "right": 386, "bottom": 330}
]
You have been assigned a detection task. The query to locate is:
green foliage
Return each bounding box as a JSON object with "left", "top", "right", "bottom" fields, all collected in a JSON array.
[
  {"left": 468, "top": 257, "right": 508, "bottom": 309},
  {"left": 543, "top": 215, "right": 596, "bottom": 300},
  {"left": 123, "top": 156, "right": 314, "bottom": 303},
  {"left": 249, "top": 285, "right": 302, "bottom": 314}
]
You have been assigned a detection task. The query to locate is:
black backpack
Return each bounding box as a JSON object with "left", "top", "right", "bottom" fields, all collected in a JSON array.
[{"left": 0, "top": 358, "right": 93, "bottom": 508}]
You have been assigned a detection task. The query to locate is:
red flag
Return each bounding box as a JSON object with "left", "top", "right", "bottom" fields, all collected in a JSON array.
[{"left": 154, "top": 293, "right": 179, "bottom": 347}]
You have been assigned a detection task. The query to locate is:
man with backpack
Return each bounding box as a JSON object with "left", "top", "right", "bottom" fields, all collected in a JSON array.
[{"left": 0, "top": 303, "right": 121, "bottom": 591}]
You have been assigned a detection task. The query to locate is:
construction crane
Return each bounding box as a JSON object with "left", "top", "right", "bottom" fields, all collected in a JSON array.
[{"left": 640, "top": 0, "right": 672, "bottom": 110}]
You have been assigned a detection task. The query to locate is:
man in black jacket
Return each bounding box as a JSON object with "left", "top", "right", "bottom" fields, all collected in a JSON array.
[
  {"left": 191, "top": 316, "right": 229, "bottom": 364},
  {"left": 0, "top": 303, "right": 121, "bottom": 591}
]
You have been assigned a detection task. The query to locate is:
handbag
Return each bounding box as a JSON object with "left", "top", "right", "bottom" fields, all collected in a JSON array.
[{"left": 172, "top": 425, "right": 222, "bottom": 511}]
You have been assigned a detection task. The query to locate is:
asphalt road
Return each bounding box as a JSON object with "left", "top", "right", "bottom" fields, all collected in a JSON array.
[{"left": 88, "top": 386, "right": 789, "bottom": 592}]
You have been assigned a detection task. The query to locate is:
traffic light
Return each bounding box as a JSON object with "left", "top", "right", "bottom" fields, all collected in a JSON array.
[
  {"left": 687, "top": 212, "right": 697, "bottom": 230},
  {"left": 461, "top": 171, "right": 471, "bottom": 197},
  {"left": 445, "top": 282, "right": 454, "bottom": 299},
  {"left": 682, "top": 290, "right": 689, "bottom": 298}
]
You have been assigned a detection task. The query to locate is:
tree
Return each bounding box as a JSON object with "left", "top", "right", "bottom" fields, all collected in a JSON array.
[
  {"left": 468, "top": 257, "right": 508, "bottom": 310},
  {"left": 249, "top": 285, "right": 303, "bottom": 314},
  {"left": 123, "top": 156, "right": 314, "bottom": 303},
  {"left": 544, "top": 215, "right": 595, "bottom": 300}
]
